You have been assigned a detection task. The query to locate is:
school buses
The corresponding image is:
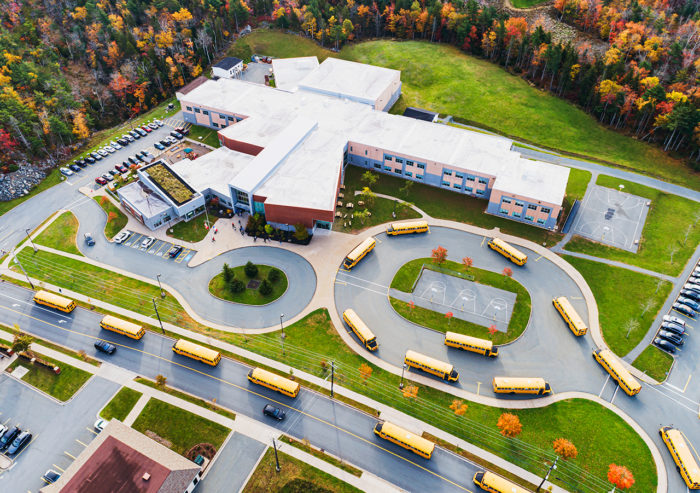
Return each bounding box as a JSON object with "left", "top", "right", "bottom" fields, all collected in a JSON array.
[
  {"left": 492, "top": 377, "right": 551, "bottom": 395},
  {"left": 172, "top": 339, "right": 221, "bottom": 366},
  {"left": 404, "top": 350, "right": 459, "bottom": 382},
  {"left": 488, "top": 238, "right": 527, "bottom": 266},
  {"left": 444, "top": 332, "right": 498, "bottom": 357},
  {"left": 552, "top": 296, "right": 588, "bottom": 336},
  {"left": 247, "top": 368, "right": 300, "bottom": 398},
  {"left": 343, "top": 237, "right": 376, "bottom": 269},
  {"left": 473, "top": 471, "right": 530, "bottom": 493},
  {"left": 373, "top": 421, "right": 435, "bottom": 459},
  {"left": 32, "top": 290, "right": 76, "bottom": 313},
  {"left": 659, "top": 426, "right": 700, "bottom": 489},
  {"left": 593, "top": 349, "right": 641, "bottom": 396},
  {"left": 386, "top": 221, "right": 429, "bottom": 236},
  {"left": 342, "top": 309, "right": 378, "bottom": 351},
  {"left": 100, "top": 315, "right": 145, "bottom": 340}
]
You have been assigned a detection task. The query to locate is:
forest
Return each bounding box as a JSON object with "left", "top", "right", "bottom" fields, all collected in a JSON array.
[{"left": 0, "top": 0, "right": 698, "bottom": 174}]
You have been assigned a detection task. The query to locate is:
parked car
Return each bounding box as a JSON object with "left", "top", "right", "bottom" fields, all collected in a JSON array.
[
  {"left": 142, "top": 152, "right": 155, "bottom": 162},
  {"left": 0, "top": 424, "right": 7, "bottom": 440},
  {"left": 97, "top": 149, "right": 108, "bottom": 157},
  {"left": 130, "top": 130, "right": 141, "bottom": 139},
  {"left": 658, "top": 329, "right": 684, "bottom": 346},
  {"left": 663, "top": 314, "right": 686, "bottom": 327},
  {"left": 124, "top": 134, "right": 135, "bottom": 142},
  {"left": 109, "top": 141, "right": 122, "bottom": 149},
  {"left": 654, "top": 338, "right": 676, "bottom": 353},
  {"left": 263, "top": 404, "right": 286, "bottom": 421},
  {"left": 90, "top": 152, "right": 102, "bottom": 160},
  {"left": 160, "top": 139, "right": 171, "bottom": 147},
  {"left": 141, "top": 125, "right": 152, "bottom": 133},
  {"left": 115, "top": 164, "right": 128, "bottom": 173},
  {"left": 76, "top": 159, "right": 87, "bottom": 167},
  {"left": 673, "top": 303, "right": 696, "bottom": 317},
  {"left": 154, "top": 142, "right": 165, "bottom": 150},
  {"left": 94, "top": 340, "right": 116, "bottom": 354},
  {"left": 148, "top": 122, "right": 159, "bottom": 129},
  {"left": 42, "top": 469, "right": 61, "bottom": 484},
  {"left": 167, "top": 245, "right": 183, "bottom": 258},
  {"left": 85, "top": 156, "right": 96, "bottom": 164},
  {"left": 135, "top": 154, "right": 145, "bottom": 162},
  {"left": 108, "top": 169, "right": 119, "bottom": 177},
  {"left": 105, "top": 146, "right": 117, "bottom": 153},
  {"left": 170, "top": 131, "right": 183, "bottom": 139},
  {"left": 101, "top": 173, "right": 113, "bottom": 182},
  {"left": 175, "top": 126, "right": 189, "bottom": 135},
  {"left": 688, "top": 276, "right": 700, "bottom": 286},
  {"left": 69, "top": 164, "right": 81, "bottom": 173},
  {"left": 6, "top": 430, "right": 30, "bottom": 455},
  {"left": 136, "top": 128, "right": 147, "bottom": 137},
  {"left": 684, "top": 283, "right": 700, "bottom": 294},
  {"left": 94, "top": 419, "right": 107, "bottom": 432},
  {"left": 678, "top": 297, "right": 700, "bottom": 312},
  {"left": 139, "top": 149, "right": 149, "bottom": 156},
  {"left": 116, "top": 138, "right": 128, "bottom": 146},
  {"left": 660, "top": 321, "right": 686, "bottom": 336},
  {"left": 127, "top": 156, "right": 139, "bottom": 165},
  {"left": 84, "top": 233, "right": 95, "bottom": 246},
  {"left": 680, "top": 289, "right": 700, "bottom": 302},
  {"left": 59, "top": 167, "right": 73, "bottom": 176},
  {"left": 0, "top": 426, "right": 20, "bottom": 451},
  {"left": 154, "top": 119, "right": 164, "bottom": 127},
  {"left": 95, "top": 176, "right": 108, "bottom": 185},
  {"left": 140, "top": 236, "right": 156, "bottom": 249},
  {"left": 165, "top": 136, "right": 177, "bottom": 144},
  {"left": 113, "top": 231, "right": 131, "bottom": 244}
]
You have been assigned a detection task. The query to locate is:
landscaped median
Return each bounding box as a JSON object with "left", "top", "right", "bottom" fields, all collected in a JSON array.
[
  {"left": 632, "top": 346, "right": 674, "bottom": 383},
  {"left": 6, "top": 350, "right": 92, "bottom": 402},
  {"left": 209, "top": 262, "right": 287, "bottom": 305},
  {"left": 34, "top": 210, "right": 82, "bottom": 255},
  {"left": 93, "top": 196, "right": 128, "bottom": 239},
  {"left": 100, "top": 387, "right": 143, "bottom": 421},
  {"left": 390, "top": 257, "right": 531, "bottom": 344}
]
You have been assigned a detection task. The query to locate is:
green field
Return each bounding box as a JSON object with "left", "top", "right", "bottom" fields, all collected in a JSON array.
[
  {"left": 100, "top": 387, "right": 143, "bottom": 421},
  {"left": 230, "top": 31, "right": 697, "bottom": 189},
  {"left": 167, "top": 213, "right": 211, "bottom": 243},
  {"left": 510, "top": 0, "right": 550, "bottom": 7},
  {"left": 565, "top": 175, "right": 700, "bottom": 276},
  {"left": 8, "top": 353, "right": 92, "bottom": 401},
  {"left": 132, "top": 398, "right": 230, "bottom": 455},
  {"left": 632, "top": 346, "right": 674, "bottom": 382},
  {"left": 564, "top": 255, "right": 672, "bottom": 357},
  {"left": 136, "top": 377, "right": 236, "bottom": 421},
  {"left": 209, "top": 264, "right": 287, "bottom": 305},
  {"left": 186, "top": 125, "right": 221, "bottom": 148},
  {"left": 93, "top": 196, "right": 128, "bottom": 239},
  {"left": 34, "top": 211, "right": 82, "bottom": 255},
  {"left": 390, "top": 258, "right": 531, "bottom": 344}
]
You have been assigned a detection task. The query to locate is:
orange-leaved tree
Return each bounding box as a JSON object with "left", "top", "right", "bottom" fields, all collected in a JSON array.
[
  {"left": 359, "top": 363, "right": 373, "bottom": 383},
  {"left": 608, "top": 464, "right": 634, "bottom": 490},
  {"left": 402, "top": 385, "right": 418, "bottom": 400},
  {"left": 552, "top": 438, "right": 578, "bottom": 459},
  {"left": 450, "top": 399, "right": 468, "bottom": 416},
  {"left": 462, "top": 256, "right": 473, "bottom": 270},
  {"left": 431, "top": 245, "right": 447, "bottom": 266},
  {"left": 503, "top": 267, "right": 513, "bottom": 277},
  {"left": 497, "top": 412, "right": 522, "bottom": 437}
]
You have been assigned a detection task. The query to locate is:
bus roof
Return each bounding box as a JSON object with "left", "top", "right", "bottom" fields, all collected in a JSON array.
[
  {"left": 389, "top": 220, "right": 428, "bottom": 229},
  {"left": 346, "top": 237, "right": 376, "bottom": 262},
  {"left": 664, "top": 428, "right": 700, "bottom": 484},
  {"left": 493, "top": 377, "right": 547, "bottom": 388},
  {"left": 554, "top": 297, "right": 587, "bottom": 329},
  {"left": 596, "top": 349, "right": 641, "bottom": 392},
  {"left": 445, "top": 332, "right": 493, "bottom": 349},
  {"left": 379, "top": 421, "right": 435, "bottom": 455},
  {"left": 34, "top": 290, "right": 73, "bottom": 307},
  {"left": 343, "top": 309, "right": 375, "bottom": 341},
  {"left": 251, "top": 367, "right": 300, "bottom": 393},
  {"left": 173, "top": 339, "right": 221, "bottom": 360},
  {"left": 101, "top": 315, "right": 143, "bottom": 332},
  {"left": 480, "top": 471, "right": 530, "bottom": 493},
  {"left": 490, "top": 238, "right": 527, "bottom": 261},
  {"left": 405, "top": 350, "right": 454, "bottom": 374}
]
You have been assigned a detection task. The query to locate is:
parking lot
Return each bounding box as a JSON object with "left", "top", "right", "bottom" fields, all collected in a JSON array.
[
  {"left": 119, "top": 230, "right": 196, "bottom": 264},
  {"left": 0, "top": 375, "right": 119, "bottom": 492}
]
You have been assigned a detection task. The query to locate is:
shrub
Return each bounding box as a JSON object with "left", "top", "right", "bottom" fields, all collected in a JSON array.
[
  {"left": 244, "top": 261, "right": 258, "bottom": 278},
  {"left": 229, "top": 278, "right": 245, "bottom": 293},
  {"left": 268, "top": 268, "right": 281, "bottom": 283},
  {"left": 293, "top": 223, "right": 309, "bottom": 241},
  {"left": 259, "top": 279, "right": 272, "bottom": 296},
  {"left": 222, "top": 263, "right": 233, "bottom": 283}
]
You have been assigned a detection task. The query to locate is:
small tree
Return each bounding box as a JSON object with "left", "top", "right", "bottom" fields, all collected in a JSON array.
[
  {"left": 361, "top": 170, "right": 378, "bottom": 187},
  {"left": 462, "top": 256, "right": 473, "bottom": 270},
  {"left": 408, "top": 300, "right": 415, "bottom": 311},
  {"left": 230, "top": 278, "right": 245, "bottom": 293},
  {"left": 402, "top": 385, "right": 419, "bottom": 400},
  {"left": 155, "top": 374, "right": 167, "bottom": 388},
  {"left": 399, "top": 180, "right": 413, "bottom": 198},
  {"left": 450, "top": 399, "right": 468, "bottom": 416},
  {"left": 445, "top": 311, "right": 453, "bottom": 326},
  {"left": 222, "top": 263, "right": 233, "bottom": 283},
  {"left": 264, "top": 224, "right": 274, "bottom": 236},
  {"left": 259, "top": 279, "right": 272, "bottom": 296},
  {"left": 355, "top": 209, "right": 370, "bottom": 224},
  {"left": 293, "top": 222, "right": 309, "bottom": 242},
  {"left": 497, "top": 412, "right": 522, "bottom": 438},
  {"left": 244, "top": 261, "right": 258, "bottom": 278},
  {"left": 488, "top": 324, "right": 498, "bottom": 336},
  {"left": 502, "top": 267, "right": 513, "bottom": 277},
  {"left": 268, "top": 268, "right": 281, "bottom": 283},
  {"left": 107, "top": 211, "right": 118, "bottom": 223},
  {"left": 431, "top": 245, "right": 448, "bottom": 266},
  {"left": 608, "top": 464, "right": 635, "bottom": 490},
  {"left": 360, "top": 186, "right": 376, "bottom": 206},
  {"left": 553, "top": 438, "right": 578, "bottom": 459},
  {"left": 359, "top": 363, "right": 373, "bottom": 383},
  {"left": 12, "top": 332, "right": 33, "bottom": 354}
]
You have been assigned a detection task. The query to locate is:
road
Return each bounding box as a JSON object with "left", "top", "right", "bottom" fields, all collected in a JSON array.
[{"left": 0, "top": 283, "right": 484, "bottom": 493}]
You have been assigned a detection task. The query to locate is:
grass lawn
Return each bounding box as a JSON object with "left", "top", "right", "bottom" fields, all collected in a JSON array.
[
  {"left": 243, "top": 448, "right": 362, "bottom": 493},
  {"left": 343, "top": 166, "right": 561, "bottom": 245},
  {"left": 390, "top": 258, "right": 530, "bottom": 344},
  {"left": 209, "top": 264, "right": 287, "bottom": 305},
  {"left": 7, "top": 353, "right": 92, "bottom": 401},
  {"left": 186, "top": 125, "right": 221, "bottom": 148},
  {"left": 510, "top": 0, "right": 549, "bottom": 6},
  {"left": 632, "top": 346, "right": 674, "bottom": 382},
  {"left": 167, "top": 213, "right": 211, "bottom": 243},
  {"left": 231, "top": 31, "right": 696, "bottom": 189},
  {"left": 562, "top": 168, "right": 592, "bottom": 214},
  {"left": 280, "top": 435, "right": 362, "bottom": 477},
  {"left": 33, "top": 211, "right": 82, "bottom": 255},
  {"left": 131, "top": 398, "right": 230, "bottom": 455},
  {"left": 100, "top": 387, "right": 143, "bottom": 421},
  {"left": 93, "top": 196, "right": 128, "bottom": 239},
  {"left": 135, "top": 377, "right": 236, "bottom": 421},
  {"left": 563, "top": 255, "right": 673, "bottom": 357},
  {"left": 0, "top": 323, "right": 100, "bottom": 366},
  {"left": 0, "top": 168, "right": 63, "bottom": 218},
  {"left": 565, "top": 175, "right": 700, "bottom": 276}
]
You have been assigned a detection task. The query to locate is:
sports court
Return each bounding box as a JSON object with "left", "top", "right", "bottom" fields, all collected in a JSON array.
[
  {"left": 570, "top": 185, "right": 649, "bottom": 252},
  {"left": 392, "top": 268, "right": 516, "bottom": 332}
]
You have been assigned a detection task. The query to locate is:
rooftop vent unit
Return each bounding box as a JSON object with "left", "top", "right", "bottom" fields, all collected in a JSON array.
[{"left": 142, "top": 473, "right": 151, "bottom": 481}]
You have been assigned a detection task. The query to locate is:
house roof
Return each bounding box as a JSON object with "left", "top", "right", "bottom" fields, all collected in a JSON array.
[
  {"left": 176, "top": 76, "right": 209, "bottom": 97},
  {"left": 213, "top": 57, "right": 243, "bottom": 70}
]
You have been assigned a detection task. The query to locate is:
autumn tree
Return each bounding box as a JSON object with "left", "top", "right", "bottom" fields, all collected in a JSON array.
[
  {"left": 450, "top": 399, "right": 468, "bottom": 416},
  {"left": 445, "top": 311, "right": 453, "bottom": 326},
  {"left": 402, "top": 384, "right": 419, "bottom": 400},
  {"left": 12, "top": 331, "right": 33, "bottom": 354},
  {"left": 462, "top": 257, "right": 473, "bottom": 270},
  {"left": 155, "top": 374, "right": 168, "bottom": 388},
  {"left": 431, "top": 245, "right": 448, "bottom": 266},
  {"left": 502, "top": 267, "right": 513, "bottom": 277},
  {"left": 359, "top": 363, "right": 373, "bottom": 382},
  {"left": 497, "top": 412, "right": 522, "bottom": 437},
  {"left": 552, "top": 438, "right": 578, "bottom": 459},
  {"left": 608, "top": 464, "right": 634, "bottom": 490}
]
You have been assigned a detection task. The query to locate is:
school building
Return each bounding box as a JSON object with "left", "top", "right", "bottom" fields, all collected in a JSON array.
[{"left": 118, "top": 56, "right": 569, "bottom": 233}]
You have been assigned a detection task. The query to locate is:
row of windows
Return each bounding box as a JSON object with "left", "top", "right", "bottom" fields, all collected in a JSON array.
[
  {"left": 186, "top": 106, "right": 239, "bottom": 123},
  {"left": 501, "top": 198, "right": 551, "bottom": 214},
  {"left": 499, "top": 209, "right": 546, "bottom": 224}
]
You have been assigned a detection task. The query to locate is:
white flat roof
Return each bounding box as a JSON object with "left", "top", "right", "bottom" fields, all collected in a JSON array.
[
  {"left": 271, "top": 56, "right": 319, "bottom": 91},
  {"left": 492, "top": 158, "right": 570, "bottom": 205},
  {"left": 297, "top": 57, "right": 399, "bottom": 103},
  {"left": 118, "top": 181, "right": 171, "bottom": 217},
  {"left": 169, "top": 147, "right": 254, "bottom": 197}
]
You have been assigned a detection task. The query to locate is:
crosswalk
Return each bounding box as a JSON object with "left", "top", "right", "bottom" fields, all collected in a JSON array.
[{"left": 161, "top": 117, "right": 191, "bottom": 131}]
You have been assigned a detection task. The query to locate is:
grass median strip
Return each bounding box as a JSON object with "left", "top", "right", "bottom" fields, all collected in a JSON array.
[
  {"left": 34, "top": 211, "right": 82, "bottom": 256},
  {"left": 93, "top": 196, "right": 128, "bottom": 240},
  {"left": 100, "top": 387, "right": 143, "bottom": 421},
  {"left": 632, "top": 346, "right": 674, "bottom": 383},
  {"left": 209, "top": 264, "right": 287, "bottom": 305},
  {"left": 7, "top": 352, "right": 92, "bottom": 401},
  {"left": 280, "top": 435, "right": 362, "bottom": 477},
  {"left": 0, "top": 323, "right": 100, "bottom": 367}
]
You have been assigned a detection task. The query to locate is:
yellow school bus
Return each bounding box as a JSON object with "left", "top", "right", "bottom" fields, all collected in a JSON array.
[
  {"left": 172, "top": 339, "right": 221, "bottom": 366},
  {"left": 404, "top": 350, "right": 459, "bottom": 382},
  {"left": 659, "top": 426, "right": 700, "bottom": 489},
  {"left": 373, "top": 421, "right": 435, "bottom": 459},
  {"left": 444, "top": 332, "right": 498, "bottom": 357},
  {"left": 492, "top": 377, "right": 551, "bottom": 395},
  {"left": 33, "top": 290, "right": 76, "bottom": 313},
  {"left": 473, "top": 471, "right": 530, "bottom": 493},
  {"left": 100, "top": 315, "right": 145, "bottom": 340},
  {"left": 488, "top": 238, "right": 527, "bottom": 266},
  {"left": 247, "top": 367, "right": 300, "bottom": 398},
  {"left": 593, "top": 349, "right": 641, "bottom": 396},
  {"left": 343, "top": 237, "right": 376, "bottom": 269},
  {"left": 386, "top": 221, "right": 429, "bottom": 236},
  {"left": 552, "top": 297, "right": 588, "bottom": 336},
  {"left": 342, "top": 309, "right": 378, "bottom": 351}
]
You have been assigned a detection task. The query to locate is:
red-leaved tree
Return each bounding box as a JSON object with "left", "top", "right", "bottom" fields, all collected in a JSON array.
[
  {"left": 462, "top": 256, "right": 473, "bottom": 270},
  {"left": 497, "top": 412, "right": 522, "bottom": 437},
  {"left": 608, "top": 464, "right": 634, "bottom": 490},
  {"left": 502, "top": 267, "right": 513, "bottom": 277},
  {"left": 431, "top": 245, "right": 447, "bottom": 266}
]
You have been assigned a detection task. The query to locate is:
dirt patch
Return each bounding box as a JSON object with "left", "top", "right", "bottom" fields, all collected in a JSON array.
[
  {"left": 145, "top": 430, "right": 173, "bottom": 449},
  {"left": 246, "top": 279, "right": 261, "bottom": 289}
]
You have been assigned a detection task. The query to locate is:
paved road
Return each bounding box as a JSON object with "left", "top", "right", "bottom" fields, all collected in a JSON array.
[
  {"left": 0, "top": 283, "right": 485, "bottom": 493},
  {"left": 334, "top": 227, "right": 699, "bottom": 493},
  {"left": 195, "top": 433, "right": 266, "bottom": 493}
]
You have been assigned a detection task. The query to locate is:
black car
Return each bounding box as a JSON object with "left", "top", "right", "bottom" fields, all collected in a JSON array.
[
  {"left": 42, "top": 469, "right": 61, "bottom": 484},
  {"left": 673, "top": 303, "right": 696, "bottom": 317},
  {"left": 167, "top": 245, "right": 183, "bottom": 258},
  {"left": 108, "top": 169, "right": 119, "bottom": 177},
  {"left": 263, "top": 404, "right": 286, "bottom": 421},
  {"left": 69, "top": 163, "right": 81, "bottom": 173},
  {"left": 127, "top": 156, "right": 139, "bottom": 165},
  {"left": 116, "top": 138, "right": 128, "bottom": 146},
  {"left": 160, "top": 139, "right": 172, "bottom": 147},
  {"left": 84, "top": 233, "right": 95, "bottom": 246},
  {"left": 94, "top": 340, "right": 116, "bottom": 354},
  {"left": 0, "top": 426, "right": 20, "bottom": 451},
  {"left": 658, "top": 330, "right": 684, "bottom": 346},
  {"left": 90, "top": 152, "right": 102, "bottom": 160},
  {"left": 680, "top": 289, "right": 700, "bottom": 302},
  {"left": 660, "top": 321, "right": 686, "bottom": 336},
  {"left": 76, "top": 159, "right": 87, "bottom": 167},
  {"left": 85, "top": 156, "right": 96, "bottom": 164},
  {"left": 138, "top": 150, "right": 148, "bottom": 157},
  {"left": 654, "top": 338, "right": 676, "bottom": 353}
]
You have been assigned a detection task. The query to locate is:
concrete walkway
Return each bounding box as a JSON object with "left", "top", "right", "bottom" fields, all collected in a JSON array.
[{"left": 122, "top": 393, "right": 151, "bottom": 426}]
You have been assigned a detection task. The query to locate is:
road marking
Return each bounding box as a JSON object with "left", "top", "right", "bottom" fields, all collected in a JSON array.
[
  {"left": 153, "top": 241, "right": 169, "bottom": 257},
  {"left": 534, "top": 255, "right": 543, "bottom": 262},
  {"left": 338, "top": 280, "right": 390, "bottom": 297},
  {"left": 175, "top": 249, "right": 190, "bottom": 264},
  {"left": 476, "top": 382, "right": 481, "bottom": 395},
  {"left": 53, "top": 465, "right": 64, "bottom": 472},
  {"left": 610, "top": 385, "right": 619, "bottom": 405},
  {"left": 683, "top": 374, "right": 692, "bottom": 392},
  {"left": 0, "top": 302, "right": 472, "bottom": 492},
  {"left": 334, "top": 281, "right": 347, "bottom": 286},
  {"left": 480, "top": 237, "right": 486, "bottom": 247},
  {"left": 598, "top": 375, "right": 610, "bottom": 398},
  {"left": 570, "top": 296, "right": 583, "bottom": 300},
  {"left": 645, "top": 383, "right": 700, "bottom": 415},
  {"left": 75, "top": 439, "right": 88, "bottom": 447},
  {"left": 337, "top": 272, "right": 390, "bottom": 290},
  {"left": 86, "top": 427, "right": 98, "bottom": 435}
]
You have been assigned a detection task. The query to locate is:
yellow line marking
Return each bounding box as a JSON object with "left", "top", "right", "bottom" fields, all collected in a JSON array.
[
  {"left": 153, "top": 242, "right": 169, "bottom": 256},
  {"left": 0, "top": 303, "right": 471, "bottom": 492},
  {"left": 683, "top": 374, "right": 692, "bottom": 393},
  {"left": 53, "top": 465, "right": 65, "bottom": 472},
  {"left": 11, "top": 434, "right": 37, "bottom": 461},
  {"left": 534, "top": 255, "right": 543, "bottom": 262},
  {"left": 334, "top": 281, "right": 347, "bottom": 286},
  {"left": 75, "top": 439, "right": 88, "bottom": 447},
  {"left": 86, "top": 427, "right": 98, "bottom": 435},
  {"left": 476, "top": 382, "right": 481, "bottom": 395},
  {"left": 480, "top": 237, "right": 486, "bottom": 247},
  {"left": 570, "top": 296, "right": 583, "bottom": 300}
]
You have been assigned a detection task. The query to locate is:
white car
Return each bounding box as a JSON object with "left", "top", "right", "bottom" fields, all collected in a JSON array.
[
  {"left": 123, "top": 134, "right": 135, "bottom": 142},
  {"left": 141, "top": 236, "right": 156, "bottom": 249},
  {"left": 663, "top": 314, "right": 686, "bottom": 327},
  {"left": 59, "top": 167, "right": 73, "bottom": 176},
  {"left": 94, "top": 418, "right": 106, "bottom": 432},
  {"left": 104, "top": 146, "right": 116, "bottom": 153},
  {"left": 154, "top": 119, "right": 164, "bottom": 127},
  {"left": 0, "top": 424, "right": 8, "bottom": 439},
  {"left": 109, "top": 141, "right": 122, "bottom": 150},
  {"left": 113, "top": 231, "right": 131, "bottom": 244},
  {"left": 97, "top": 149, "right": 108, "bottom": 157}
]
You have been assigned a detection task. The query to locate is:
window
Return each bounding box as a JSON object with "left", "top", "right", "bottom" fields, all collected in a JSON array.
[
  {"left": 476, "top": 190, "right": 484, "bottom": 195},
  {"left": 350, "top": 146, "right": 353, "bottom": 151},
  {"left": 385, "top": 155, "right": 392, "bottom": 161},
  {"left": 502, "top": 198, "right": 511, "bottom": 204},
  {"left": 444, "top": 170, "right": 452, "bottom": 176},
  {"left": 465, "top": 187, "right": 473, "bottom": 193},
  {"left": 365, "top": 150, "right": 368, "bottom": 155},
  {"left": 528, "top": 204, "right": 537, "bottom": 210},
  {"left": 515, "top": 201, "right": 524, "bottom": 207},
  {"left": 395, "top": 158, "right": 404, "bottom": 164},
  {"left": 466, "top": 176, "right": 475, "bottom": 181},
  {"left": 513, "top": 211, "right": 521, "bottom": 218},
  {"left": 212, "top": 122, "right": 219, "bottom": 128},
  {"left": 374, "top": 163, "right": 381, "bottom": 169},
  {"left": 394, "top": 168, "right": 401, "bottom": 174},
  {"left": 478, "top": 178, "right": 488, "bottom": 184},
  {"left": 406, "top": 160, "right": 414, "bottom": 166},
  {"left": 186, "top": 106, "right": 192, "bottom": 112},
  {"left": 500, "top": 208, "right": 508, "bottom": 214},
  {"left": 406, "top": 172, "right": 412, "bottom": 177},
  {"left": 194, "top": 108, "right": 201, "bottom": 113},
  {"left": 416, "top": 175, "right": 423, "bottom": 180},
  {"left": 228, "top": 115, "right": 236, "bottom": 121},
  {"left": 537, "top": 219, "right": 545, "bottom": 225},
  {"left": 417, "top": 163, "right": 425, "bottom": 169},
  {"left": 455, "top": 173, "right": 464, "bottom": 179},
  {"left": 442, "top": 181, "right": 450, "bottom": 187},
  {"left": 541, "top": 207, "right": 551, "bottom": 214},
  {"left": 202, "top": 110, "right": 209, "bottom": 115},
  {"left": 453, "top": 183, "right": 461, "bottom": 189},
  {"left": 525, "top": 215, "right": 534, "bottom": 221},
  {"left": 383, "top": 165, "right": 392, "bottom": 171}
]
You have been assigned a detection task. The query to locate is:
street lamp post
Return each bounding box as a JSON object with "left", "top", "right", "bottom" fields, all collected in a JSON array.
[
  {"left": 330, "top": 361, "right": 335, "bottom": 397},
  {"left": 10, "top": 250, "right": 34, "bottom": 289},
  {"left": 156, "top": 274, "right": 165, "bottom": 298},
  {"left": 25, "top": 229, "right": 37, "bottom": 253},
  {"left": 399, "top": 363, "right": 407, "bottom": 390}
]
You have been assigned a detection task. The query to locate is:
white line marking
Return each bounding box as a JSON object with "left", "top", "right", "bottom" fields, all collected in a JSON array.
[{"left": 598, "top": 375, "right": 610, "bottom": 398}]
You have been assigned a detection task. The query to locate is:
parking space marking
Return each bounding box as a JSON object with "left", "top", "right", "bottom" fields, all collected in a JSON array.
[
  {"left": 86, "top": 427, "right": 98, "bottom": 435},
  {"left": 175, "top": 249, "right": 190, "bottom": 263},
  {"left": 75, "top": 439, "right": 88, "bottom": 447},
  {"left": 153, "top": 241, "right": 169, "bottom": 257},
  {"left": 683, "top": 374, "right": 692, "bottom": 392},
  {"left": 130, "top": 233, "right": 144, "bottom": 248},
  {"left": 534, "top": 255, "right": 543, "bottom": 262},
  {"left": 12, "top": 434, "right": 38, "bottom": 461},
  {"left": 53, "top": 464, "right": 65, "bottom": 472},
  {"left": 64, "top": 451, "right": 77, "bottom": 460},
  {"left": 480, "top": 236, "right": 486, "bottom": 247}
]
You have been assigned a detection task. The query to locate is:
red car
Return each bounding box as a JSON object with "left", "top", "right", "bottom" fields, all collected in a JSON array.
[
  {"left": 175, "top": 126, "right": 190, "bottom": 136},
  {"left": 95, "top": 176, "right": 108, "bottom": 185},
  {"left": 115, "top": 164, "right": 128, "bottom": 173},
  {"left": 141, "top": 125, "right": 152, "bottom": 133}
]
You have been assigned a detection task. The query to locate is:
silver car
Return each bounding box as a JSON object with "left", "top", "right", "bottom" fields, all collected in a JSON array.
[
  {"left": 140, "top": 236, "right": 156, "bottom": 249},
  {"left": 113, "top": 231, "right": 131, "bottom": 244}
]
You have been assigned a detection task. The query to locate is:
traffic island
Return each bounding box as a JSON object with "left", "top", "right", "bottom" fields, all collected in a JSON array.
[{"left": 209, "top": 262, "right": 288, "bottom": 306}]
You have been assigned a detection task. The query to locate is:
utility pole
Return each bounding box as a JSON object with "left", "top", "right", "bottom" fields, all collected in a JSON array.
[
  {"left": 12, "top": 252, "right": 34, "bottom": 289},
  {"left": 156, "top": 274, "right": 165, "bottom": 298},
  {"left": 536, "top": 456, "right": 559, "bottom": 492},
  {"left": 152, "top": 298, "right": 165, "bottom": 334},
  {"left": 330, "top": 361, "right": 335, "bottom": 397},
  {"left": 25, "top": 229, "right": 37, "bottom": 253},
  {"left": 272, "top": 438, "right": 281, "bottom": 473}
]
